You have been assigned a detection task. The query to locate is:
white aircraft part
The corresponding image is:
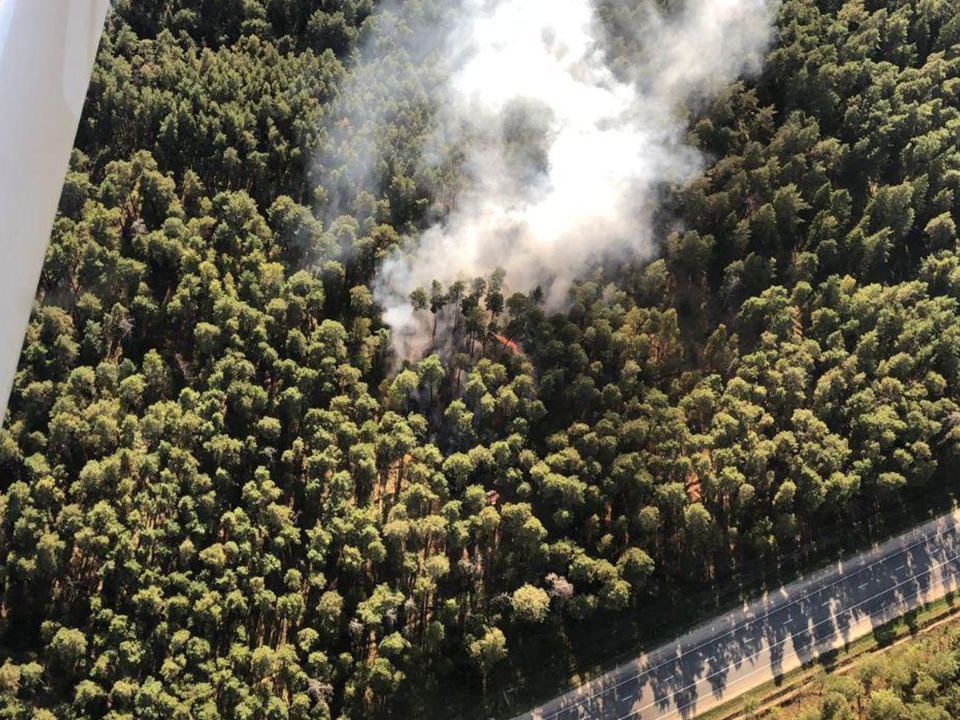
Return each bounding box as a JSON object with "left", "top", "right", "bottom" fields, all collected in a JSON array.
[{"left": 0, "top": 0, "right": 108, "bottom": 423}]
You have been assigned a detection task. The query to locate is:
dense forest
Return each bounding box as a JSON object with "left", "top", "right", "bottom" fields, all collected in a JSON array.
[{"left": 1, "top": 0, "right": 960, "bottom": 718}]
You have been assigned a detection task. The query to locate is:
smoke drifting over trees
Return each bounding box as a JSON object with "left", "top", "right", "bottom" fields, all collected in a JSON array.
[
  {"left": 4, "top": 1, "right": 960, "bottom": 719},
  {"left": 369, "top": 0, "right": 780, "bottom": 358}
]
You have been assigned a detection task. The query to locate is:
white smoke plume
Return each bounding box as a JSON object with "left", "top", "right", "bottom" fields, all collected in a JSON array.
[{"left": 371, "top": 0, "right": 780, "bottom": 359}]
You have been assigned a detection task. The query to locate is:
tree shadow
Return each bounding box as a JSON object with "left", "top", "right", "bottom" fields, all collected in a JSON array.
[{"left": 535, "top": 512, "right": 960, "bottom": 720}]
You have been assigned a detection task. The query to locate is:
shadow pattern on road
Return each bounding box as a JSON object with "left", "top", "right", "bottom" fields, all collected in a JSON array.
[{"left": 536, "top": 513, "right": 960, "bottom": 720}]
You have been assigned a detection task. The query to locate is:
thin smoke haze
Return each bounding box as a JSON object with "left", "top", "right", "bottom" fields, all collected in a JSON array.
[{"left": 365, "top": 0, "right": 780, "bottom": 359}]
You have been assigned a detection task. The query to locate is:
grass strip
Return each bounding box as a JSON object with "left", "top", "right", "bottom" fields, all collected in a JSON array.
[
  {"left": 472, "top": 492, "right": 958, "bottom": 720},
  {"left": 694, "top": 591, "right": 960, "bottom": 720}
]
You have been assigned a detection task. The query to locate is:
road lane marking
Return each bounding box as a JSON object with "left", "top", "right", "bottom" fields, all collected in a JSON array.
[
  {"left": 537, "top": 516, "right": 960, "bottom": 720},
  {"left": 651, "top": 564, "right": 960, "bottom": 720},
  {"left": 621, "top": 555, "right": 960, "bottom": 720},
  {"left": 819, "top": 560, "right": 916, "bottom": 611},
  {"left": 616, "top": 550, "right": 960, "bottom": 720},
  {"left": 644, "top": 555, "right": 916, "bottom": 683}
]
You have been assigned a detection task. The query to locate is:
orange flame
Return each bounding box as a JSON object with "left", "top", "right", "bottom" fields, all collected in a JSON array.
[{"left": 492, "top": 333, "right": 520, "bottom": 354}]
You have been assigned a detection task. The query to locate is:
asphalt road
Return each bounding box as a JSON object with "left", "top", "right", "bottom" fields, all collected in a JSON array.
[{"left": 513, "top": 509, "right": 960, "bottom": 720}]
